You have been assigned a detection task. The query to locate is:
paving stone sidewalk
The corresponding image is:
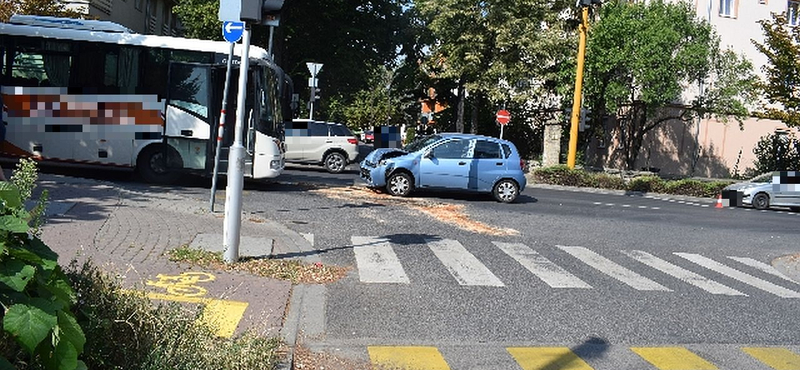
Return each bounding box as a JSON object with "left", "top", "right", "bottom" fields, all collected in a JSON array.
[{"left": 36, "top": 173, "right": 313, "bottom": 338}]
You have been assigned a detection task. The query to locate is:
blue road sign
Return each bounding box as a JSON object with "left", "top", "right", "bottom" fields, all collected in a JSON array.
[{"left": 222, "top": 21, "right": 244, "bottom": 43}]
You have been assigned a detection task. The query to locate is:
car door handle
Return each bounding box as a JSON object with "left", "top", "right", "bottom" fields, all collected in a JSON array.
[
  {"left": 458, "top": 161, "right": 467, "bottom": 165},
  {"left": 325, "top": 140, "right": 333, "bottom": 143},
  {"left": 496, "top": 162, "right": 503, "bottom": 166}
]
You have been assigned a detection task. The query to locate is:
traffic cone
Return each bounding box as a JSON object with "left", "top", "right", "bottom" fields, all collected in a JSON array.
[{"left": 715, "top": 194, "right": 724, "bottom": 209}]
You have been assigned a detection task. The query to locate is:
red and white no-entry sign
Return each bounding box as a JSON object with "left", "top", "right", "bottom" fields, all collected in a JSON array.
[{"left": 496, "top": 109, "right": 511, "bottom": 125}]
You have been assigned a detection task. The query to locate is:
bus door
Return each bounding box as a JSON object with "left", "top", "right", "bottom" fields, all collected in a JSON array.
[
  {"left": 164, "top": 62, "right": 215, "bottom": 172},
  {"left": 208, "top": 64, "right": 259, "bottom": 177}
]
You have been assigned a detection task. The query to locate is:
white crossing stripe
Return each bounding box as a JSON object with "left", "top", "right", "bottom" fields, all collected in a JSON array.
[
  {"left": 727, "top": 256, "right": 800, "bottom": 285},
  {"left": 557, "top": 246, "right": 671, "bottom": 291},
  {"left": 352, "top": 236, "right": 410, "bottom": 284},
  {"left": 493, "top": 242, "right": 592, "bottom": 289},
  {"left": 621, "top": 250, "right": 746, "bottom": 296},
  {"left": 427, "top": 239, "right": 505, "bottom": 287},
  {"left": 675, "top": 253, "right": 800, "bottom": 298}
]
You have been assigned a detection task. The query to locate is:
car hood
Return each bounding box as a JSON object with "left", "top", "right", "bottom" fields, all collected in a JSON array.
[
  {"left": 364, "top": 148, "right": 408, "bottom": 163},
  {"left": 724, "top": 182, "right": 770, "bottom": 191}
]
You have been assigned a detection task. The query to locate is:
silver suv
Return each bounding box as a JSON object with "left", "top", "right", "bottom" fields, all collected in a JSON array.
[{"left": 283, "top": 119, "right": 360, "bottom": 173}]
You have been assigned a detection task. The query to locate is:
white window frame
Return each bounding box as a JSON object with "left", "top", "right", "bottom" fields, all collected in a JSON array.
[
  {"left": 790, "top": 0, "right": 800, "bottom": 26},
  {"left": 719, "top": 0, "right": 734, "bottom": 17}
]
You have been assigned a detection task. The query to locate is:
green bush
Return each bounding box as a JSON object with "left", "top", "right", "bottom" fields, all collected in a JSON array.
[
  {"left": 627, "top": 176, "right": 665, "bottom": 193},
  {"left": 1, "top": 159, "right": 85, "bottom": 370},
  {"left": 587, "top": 173, "right": 626, "bottom": 190},
  {"left": 531, "top": 165, "right": 591, "bottom": 187},
  {"left": 531, "top": 166, "right": 733, "bottom": 197},
  {"left": 67, "top": 262, "right": 282, "bottom": 370}
]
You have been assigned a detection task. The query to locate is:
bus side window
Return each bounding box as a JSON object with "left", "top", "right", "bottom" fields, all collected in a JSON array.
[{"left": 9, "top": 40, "right": 71, "bottom": 87}]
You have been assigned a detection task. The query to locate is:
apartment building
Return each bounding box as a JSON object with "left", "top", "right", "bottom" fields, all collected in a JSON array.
[{"left": 61, "top": 0, "right": 180, "bottom": 36}]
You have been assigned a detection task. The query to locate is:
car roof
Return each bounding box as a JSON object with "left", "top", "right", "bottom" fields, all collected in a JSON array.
[{"left": 437, "top": 132, "right": 513, "bottom": 144}]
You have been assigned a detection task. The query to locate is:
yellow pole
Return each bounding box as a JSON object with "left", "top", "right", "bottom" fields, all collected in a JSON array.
[{"left": 567, "top": 6, "right": 589, "bottom": 169}]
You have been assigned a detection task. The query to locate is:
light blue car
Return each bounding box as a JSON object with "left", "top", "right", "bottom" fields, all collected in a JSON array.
[{"left": 359, "top": 133, "right": 527, "bottom": 203}]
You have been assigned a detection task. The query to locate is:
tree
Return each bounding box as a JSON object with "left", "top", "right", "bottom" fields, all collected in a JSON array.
[
  {"left": 752, "top": 13, "right": 800, "bottom": 127},
  {"left": 415, "top": 0, "right": 573, "bottom": 133},
  {"left": 0, "top": 0, "right": 83, "bottom": 22},
  {"left": 753, "top": 131, "right": 800, "bottom": 172},
  {"left": 584, "top": 0, "right": 757, "bottom": 170},
  {"left": 171, "top": 0, "right": 219, "bottom": 40}
]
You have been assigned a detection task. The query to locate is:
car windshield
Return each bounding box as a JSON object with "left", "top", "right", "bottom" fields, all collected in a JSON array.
[
  {"left": 748, "top": 173, "right": 773, "bottom": 183},
  {"left": 404, "top": 134, "right": 442, "bottom": 152}
]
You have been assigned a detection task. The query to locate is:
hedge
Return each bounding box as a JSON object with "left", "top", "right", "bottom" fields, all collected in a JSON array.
[{"left": 531, "top": 165, "right": 733, "bottom": 198}]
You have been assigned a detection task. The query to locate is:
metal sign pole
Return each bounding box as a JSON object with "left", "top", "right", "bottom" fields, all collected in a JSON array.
[
  {"left": 223, "top": 25, "right": 251, "bottom": 263},
  {"left": 210, "top": 42, "right": 236, "bottom": 212}
]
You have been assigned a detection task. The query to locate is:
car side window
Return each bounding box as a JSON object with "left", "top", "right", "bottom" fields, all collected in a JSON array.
[
  {"left": 474, "top": 140, "right": 501, "bottom": 159},
  {"left": 330, "top": 125, "right": 350, "bottom": 136},
  {"left": 501, "top": 144, "right": 512, "bottom": 159},
  {"left": 308, "top": 122, "right": 329, "bottom": 137},
  {"left": 285, "top": 121, "right": 307, "bottom": 137},
  {"left": 431, "top": 139, "right": 471, "bottom": 159}
]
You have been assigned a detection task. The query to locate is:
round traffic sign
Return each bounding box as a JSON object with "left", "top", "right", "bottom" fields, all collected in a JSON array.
[{"left": 496, "top": 109, "right": 511, "bottom": 125}]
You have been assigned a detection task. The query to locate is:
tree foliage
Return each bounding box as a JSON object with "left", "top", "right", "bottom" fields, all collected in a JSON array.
[
  {"left": 171, "top": 0, "right": 219, "bottom": 40},
  {"left": 753, "top": 131, "right": 800, "bottom": 172},
  {"left": 584, "top": 0, "right": 757, "bottom": 170},
  {"left": 0, "top": 0, "right": 83, "bottom": 23},
  {"left": 752, "top": 13, "right": 800, "bottom": 127},
  {"left": 416, "top": 0, "right": 574, "bottom": 132}
]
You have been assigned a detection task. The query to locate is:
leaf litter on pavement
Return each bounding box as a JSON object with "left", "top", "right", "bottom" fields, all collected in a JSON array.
[{"left": 311, "top": 186, "right": 519, "bottom": 236}]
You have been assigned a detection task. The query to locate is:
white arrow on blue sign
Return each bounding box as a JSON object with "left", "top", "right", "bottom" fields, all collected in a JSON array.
[{"left": 222, "top": 21, "right": 244, "bottom": 43}]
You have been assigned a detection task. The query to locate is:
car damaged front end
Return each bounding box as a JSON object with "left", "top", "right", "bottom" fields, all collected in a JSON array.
[{"left": 359, "top": 148, "right": 416, "bottom": 188}]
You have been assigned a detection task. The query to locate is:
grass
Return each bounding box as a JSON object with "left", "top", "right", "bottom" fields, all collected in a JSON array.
[{"left": 167, "top": 245, "right": 350, "bottom": 284}]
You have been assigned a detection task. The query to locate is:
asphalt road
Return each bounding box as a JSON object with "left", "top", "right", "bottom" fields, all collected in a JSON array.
[{"left": 39, "top": 164, "right": 800, "bottom": 369}]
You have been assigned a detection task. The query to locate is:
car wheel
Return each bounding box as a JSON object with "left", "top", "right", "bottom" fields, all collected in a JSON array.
[
  {"left": 386, "top": 172, "right": 413, "bottom": 197},
  {"left": 752, "top": 193, "right": 770, "bottom": 210},
  {"left": 493, "top": 179, "right": 519, "bottom": 203},
  {"left": 137, "top": 145, "right": 182, "bottom": 184},
  {"left": 324, "top": 152, "right": 346, "bottom": 173}
]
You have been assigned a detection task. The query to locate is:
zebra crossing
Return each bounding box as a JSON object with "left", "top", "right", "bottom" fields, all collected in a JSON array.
[{"left": 349, "top": 236, "right": 800, "bottom": 298}]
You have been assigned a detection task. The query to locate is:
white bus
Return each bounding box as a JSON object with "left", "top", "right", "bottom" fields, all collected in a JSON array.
[{"left": 0, "top": 15, "right": 289, "bottom": 183}]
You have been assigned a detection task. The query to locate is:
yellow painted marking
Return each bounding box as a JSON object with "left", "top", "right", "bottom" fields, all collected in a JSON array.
[
  {"left": 742, "top": 347, "right": 800, "bottom": 370},
  {"left": 368, "top": 346, "right": 451, "bottom": 370},
  {"left": 630, "top": 347, "right": 717, "bottom": 370},
  {"left": 506, "top": 347, "right": 593, "bottom": 370},
  {"left": 129, "top": 291, "right": 248, "bottom": 338},
  {"left": 144, "top": 272, "right": 215, "bottom": 297}
]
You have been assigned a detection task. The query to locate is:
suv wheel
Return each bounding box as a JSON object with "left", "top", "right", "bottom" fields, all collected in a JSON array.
[
  {"left": 324, "top": 152, "right": 347, "bottom": 173},
  {"left": 752, "top": 193, "right": 769, "bottom": 210}
]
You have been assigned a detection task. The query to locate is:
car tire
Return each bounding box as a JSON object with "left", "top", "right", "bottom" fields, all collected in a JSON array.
[
  {"left": 137, "top": 144, "right": 182, "bottom": 184},
  {"left": 324, "top": 152, "right": 347, "bottom": 173},
  {"left": 752, "top": 193, "right": 770, "bottom": 210},
  {"left": 493, "top": 179, "right": 519, "bottom": 203},
  {"left": 386, "top": 172, "right": 413, "bottom": 197}
]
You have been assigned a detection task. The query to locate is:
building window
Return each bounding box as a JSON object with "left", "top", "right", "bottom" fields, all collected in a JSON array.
[
  {"left": 719, "top": 0, "right": 734, "bottom": 17},
  {"left": 790, "top": 0, "right": 800, "bottom": 26}
]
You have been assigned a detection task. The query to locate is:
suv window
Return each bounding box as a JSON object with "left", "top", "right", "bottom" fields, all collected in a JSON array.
[
  {"left": 308, "top": 122, "right": 328, "bottom": 136},
  {"left": 474, "top": 140, "right": 501, "bottom": 159},
  {"left": 330, "top": 125, "right": 351, "bottom": 136}
]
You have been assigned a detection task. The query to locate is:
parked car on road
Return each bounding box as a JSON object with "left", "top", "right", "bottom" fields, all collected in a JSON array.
[
  {"left": 359, "top": 133, "right": 527, "bottom": 203},
  {"left": 362, "top": 130, "right": 374, "bottom": 144},
  {"left": 283, "top": 120, "right": 360, "bottom": 173},
  {"left": 722, "top": 172, "right": 800, "bottom": 211}
]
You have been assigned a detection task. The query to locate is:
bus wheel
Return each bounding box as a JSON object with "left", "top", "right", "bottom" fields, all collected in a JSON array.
[{"left": 137, "top": 145, "right": 182, "bottom": 184}]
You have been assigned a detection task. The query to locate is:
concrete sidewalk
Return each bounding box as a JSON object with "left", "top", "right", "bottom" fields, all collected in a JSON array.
[{"left": 36, "top": 173, "right": 316, "bottom": 340}]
